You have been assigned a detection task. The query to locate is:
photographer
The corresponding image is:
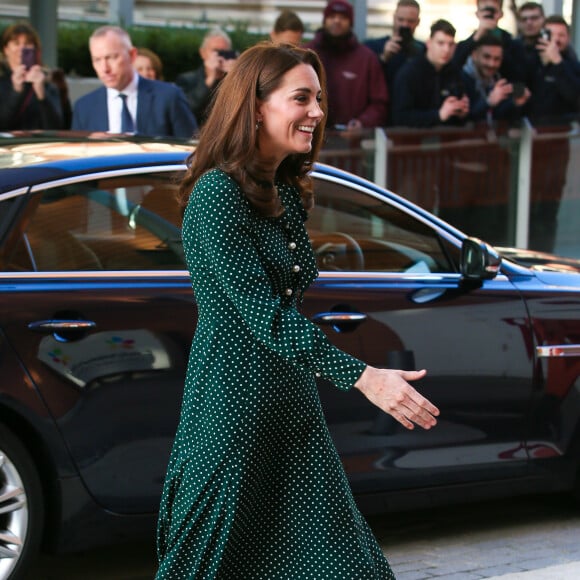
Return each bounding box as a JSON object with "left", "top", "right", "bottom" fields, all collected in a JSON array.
[
  {"left": 523, "top": 16, "right": 580, "bottom": 253},
  {"left": 175, "top": 28, "right": 238, "bottom": 126},
  {"left": 524, "top": 15, "right": 580, "bottom": 123},
  {"left": 452, "top": 0, "right": 526, "bottom": 82},
  {"left": 463, "top": 34, "right": 530, "bottom": 124},
  {"left": 365, "top": 0, "right": 425, "bottom": 121},
  {"left": 392, "top": 19, "right": 477, "bottom": 127},
  {"left": 0, "top": 22, "right": 64, "bottom": 131}
]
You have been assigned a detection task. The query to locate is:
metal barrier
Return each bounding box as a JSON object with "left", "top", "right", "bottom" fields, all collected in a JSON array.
[{"left": 319, "top": 122, "right": 580, "bottom": 257}]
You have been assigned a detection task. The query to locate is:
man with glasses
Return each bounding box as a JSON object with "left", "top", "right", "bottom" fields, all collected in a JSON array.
[{"left": 516, "top": 2, "right": 545, "bottom": 46}]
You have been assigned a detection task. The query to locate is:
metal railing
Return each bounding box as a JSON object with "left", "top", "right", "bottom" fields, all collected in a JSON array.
[{"left": 319, "top": 121, "right": 580, "bottom": 258}]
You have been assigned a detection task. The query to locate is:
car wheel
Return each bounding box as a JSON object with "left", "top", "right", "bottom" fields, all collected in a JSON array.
[{"left": 0, "top": 424, "right": 44, "bottom": 580}]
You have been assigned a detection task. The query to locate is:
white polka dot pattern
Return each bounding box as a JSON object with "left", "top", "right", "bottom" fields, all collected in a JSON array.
[{"left": 155, "top": 169, "right": 395, "bottom": 579}]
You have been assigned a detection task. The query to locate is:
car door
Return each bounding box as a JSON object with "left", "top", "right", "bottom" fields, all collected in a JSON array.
[
  {"left": 0, "top": 168, "right": 193, "bottom": 514},
  {"left": 304, "top": 174, "right": 535, "bottom": 497}
]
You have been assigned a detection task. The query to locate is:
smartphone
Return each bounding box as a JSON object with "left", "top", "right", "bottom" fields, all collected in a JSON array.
[
  {"left": 511, "top": 82, "right": 526, "bottom": 100},
  {"left": 21, "top": 46, "right": 37, "bottom": 70},
  {"left": 398, "top": 26, "right": 413, "bottom": 47},
  {"left": 217, "top": 49, "right": 238, "bottom": 60},
  {"left": 540, "top": 28, "right": 551, "bottom": 41}
]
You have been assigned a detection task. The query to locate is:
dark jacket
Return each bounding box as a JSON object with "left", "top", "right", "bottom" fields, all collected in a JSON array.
[
  {"left": 392, "top": 54, "right": 480, "bottom": 128},
  {"left": 461, "top": 59, "right": 525, "bottom": 124},
  {"left": 175, "top": 66, "right": 220, "bottom": 126},
  {"left": 452, "top": 28, "right": 526, "bottom": 82},
  {"left": 71, "top": 76, "right": 198, "bottom": 138},
  {"left": 306, "top": 30, "right": 388, "bottom": 128},
  {"left": 0, "top": 62, "right": 63, "bottom": 131},
  {"left": 523, "top": 49, "right": 580, "bottom": 124},
  {"left": 364, "top": 35, "right": 426, "bottom": 90}
]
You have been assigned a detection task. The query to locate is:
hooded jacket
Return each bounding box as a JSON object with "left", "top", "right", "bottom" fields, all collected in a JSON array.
[{"left": 306, "top": 29, "right": 388, "bottom": 128}]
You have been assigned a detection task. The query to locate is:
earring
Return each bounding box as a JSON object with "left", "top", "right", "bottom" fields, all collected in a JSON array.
[{"left": 255, "top": 119, "right": 262, "bottom": 131}]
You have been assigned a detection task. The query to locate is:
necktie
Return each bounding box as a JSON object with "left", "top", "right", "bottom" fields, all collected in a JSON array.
[{"left": 119, "top": 93, "right": 135, "bottom": 133}]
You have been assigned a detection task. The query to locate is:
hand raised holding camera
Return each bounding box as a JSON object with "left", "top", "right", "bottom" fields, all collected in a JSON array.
[
  {"left": 381, "top": 36, "right": 402, "bottom": 62},
  {"left": 439, "top": 95, "right": 469, "bottom": 121},
  {"left": 474, "top": 4, "right": 502, "bottom": 40},
  {"left": 537, "top": 32, "right": 562, "bottom": 66},
  {"left": 487, "top": 78, "right": 513, "bottom": 107}
]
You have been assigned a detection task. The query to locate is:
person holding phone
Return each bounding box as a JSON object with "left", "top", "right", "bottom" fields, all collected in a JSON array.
[
  {"left": 392, "top": 19, "right": 475, "bottom": 128},
  {"left": 462, "top": 33, "right": 530, "bottom": 124},
  {"left": 524, "top": 15, "right": 580, "bottom": 123},
  {"left": 175, "top": 27, "right": 238, "bottom": 126},
  {"left": 452, "top": 0, "right": 526, "bottom": 82},
  {"left": 364, "top": 0, "right": 425, "bottom": 124},
  {"left": 0, "top": 22, "right": 64, "bottom": 131},
  {"left": 522, "top": 15, "right": 580, "bottom": 253}
]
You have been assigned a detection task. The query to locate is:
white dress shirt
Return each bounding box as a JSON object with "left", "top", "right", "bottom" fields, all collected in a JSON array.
[{"left": 107, "top": 72, "right": 139, "bottom": 134}]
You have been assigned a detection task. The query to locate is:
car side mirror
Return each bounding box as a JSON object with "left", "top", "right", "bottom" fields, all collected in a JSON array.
[{"left": 460, "top": 237, "right": 501, "bottom": 280}]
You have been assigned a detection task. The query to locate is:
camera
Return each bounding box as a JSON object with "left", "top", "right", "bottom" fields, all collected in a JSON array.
[
  {"left": 21, "top": 47, "right": 37, "bottom": 70},
  {"left": 217, "top": 49, "right": 238, "bottom": 60},
  {"left": 511, "top": 82, "right": 526, "bottom": 100},
  {"left": 540, "top": 28, "right": 551, "bottom": 41},
  {"left": 398, "top": 26, "right": 413, "bottom": 49}
]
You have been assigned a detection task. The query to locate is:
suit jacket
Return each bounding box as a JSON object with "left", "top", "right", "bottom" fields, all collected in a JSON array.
[{"left": 72, "top": 76, "right": 198, "bottom": 138}]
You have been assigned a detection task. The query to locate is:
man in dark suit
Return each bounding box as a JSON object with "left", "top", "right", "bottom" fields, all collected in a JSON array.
[{"left": 72, "top": 25, "right": 197, "bottom": 138}]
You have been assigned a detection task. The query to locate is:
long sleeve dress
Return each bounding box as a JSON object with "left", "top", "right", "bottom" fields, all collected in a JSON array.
[{"left": 156, "top": 168, "right": 395, "bottom": 579}]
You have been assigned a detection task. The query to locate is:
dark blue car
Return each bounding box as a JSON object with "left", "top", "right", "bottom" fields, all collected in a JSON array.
[{"left": 1, "top": 134, "right": 580, "bottom": 580}]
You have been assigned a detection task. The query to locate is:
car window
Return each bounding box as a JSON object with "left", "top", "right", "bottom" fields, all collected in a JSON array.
[
  {"left": 2, "top": 172, "right": 186, "bottom": 272},
  {"left": 310, "top": 177, "right": 455, "bottom": 273}
]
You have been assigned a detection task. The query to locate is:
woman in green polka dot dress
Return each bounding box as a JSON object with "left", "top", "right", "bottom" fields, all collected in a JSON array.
[{"left": 156, "top": 42, "right": 439, "bottom": 579}]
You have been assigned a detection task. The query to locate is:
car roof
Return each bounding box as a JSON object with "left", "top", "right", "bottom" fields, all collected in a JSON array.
[{"left": 0, "top": 133, "right": 193, "bottom": 194}]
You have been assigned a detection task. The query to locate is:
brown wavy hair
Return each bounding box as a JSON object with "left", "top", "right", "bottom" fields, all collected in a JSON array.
[{"left": 178, "top": 41, "right": 327, "bottom": 217}]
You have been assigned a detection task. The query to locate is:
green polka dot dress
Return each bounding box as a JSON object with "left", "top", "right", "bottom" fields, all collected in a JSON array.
[{"left": 156, "top": 169, "right": 395, "bottom": 579}]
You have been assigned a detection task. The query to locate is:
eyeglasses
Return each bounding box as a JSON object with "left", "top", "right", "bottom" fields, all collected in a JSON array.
[{"left": 520, "top": 14, "right": 542, "bottom": 22}]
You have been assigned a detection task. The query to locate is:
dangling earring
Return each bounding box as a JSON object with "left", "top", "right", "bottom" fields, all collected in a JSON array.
[{"left": 255, "top": 119, "right": 262, "bottom": 131}]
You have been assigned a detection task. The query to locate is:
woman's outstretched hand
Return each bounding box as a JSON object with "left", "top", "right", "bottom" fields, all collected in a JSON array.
[{"left": 354, "top": 366, "right": 439, "bottom": 430}]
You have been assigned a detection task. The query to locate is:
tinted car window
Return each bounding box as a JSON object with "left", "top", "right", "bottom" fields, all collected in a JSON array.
[
  {"left": 310, "top": 178, "right": 454, "bottom": 273},
  {"left": 3, "top": 173, "right": 185, "bottom": 272}
]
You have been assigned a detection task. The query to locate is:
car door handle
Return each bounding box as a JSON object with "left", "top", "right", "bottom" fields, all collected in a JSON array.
[
  {"left": 311, "top": 311, "right": 367, "bottom": 333},
  {"left": 311, "top": 312, "right": 368, "bottom": 325},
  {"left": 28, "top": 320, "right": 97, "bottom": 333}
]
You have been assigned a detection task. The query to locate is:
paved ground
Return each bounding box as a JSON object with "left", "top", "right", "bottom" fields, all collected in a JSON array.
[
  {"left": 25, "top": 493, "right": 580, "bottom": 579},
  {"left": 373, "top": 494, "right": 580, "bottom": 580}
]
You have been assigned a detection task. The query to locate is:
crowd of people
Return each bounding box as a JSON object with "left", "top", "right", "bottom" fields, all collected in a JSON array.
[{"left": 1, "top": 0, "right": 578, "bottom": 137}]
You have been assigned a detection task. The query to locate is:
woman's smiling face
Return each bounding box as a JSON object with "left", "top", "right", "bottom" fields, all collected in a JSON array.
[{"left": 256, "top": 63, "right": 324, "bottom": 167}]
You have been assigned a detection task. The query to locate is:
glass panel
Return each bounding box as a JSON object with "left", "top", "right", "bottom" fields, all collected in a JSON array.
[
  {"left": 4, "top": 172, "right": 185, "bottom": 272},
  {"left": 311, "top": 178, "right": 454, "bottom": 273}
]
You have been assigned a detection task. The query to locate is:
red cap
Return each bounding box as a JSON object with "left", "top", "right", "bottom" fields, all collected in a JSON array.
[{"left": 323, "top": 0, "right": 354, "bottom": 25}]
